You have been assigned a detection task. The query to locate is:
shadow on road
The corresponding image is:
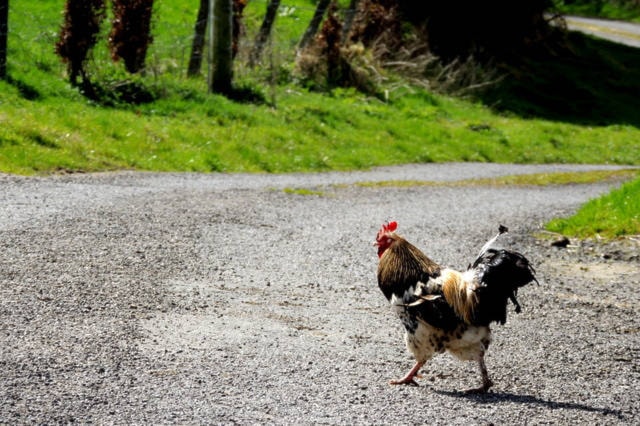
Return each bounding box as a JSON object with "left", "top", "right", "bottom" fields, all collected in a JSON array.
[
  {"left": 478, "top": 31, "right": 640, "bottom": 128},
  {"left": 436, "top": 389, "right": 626, "bottom": 420}
]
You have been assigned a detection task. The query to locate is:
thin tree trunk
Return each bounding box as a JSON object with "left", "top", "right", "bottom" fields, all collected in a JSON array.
[
  {"left": 297, "top": 0, "right": 331, "bottom": 53},
  {"left": 342, "top": 0, "right": 358, "bottom": 38},
  {"left": 209, "top": 0, "right": 233, "bottom": 94},
  {"left": 248, "top": 0, "right": 279, "bottom": 67},
  {"left": 56, "top": 0, "right": 106, "bottom": 87},
  {"left": 0, "top": 0, "right": 7, "bottom": 80},
  {"left": 187, "top": 0, "right": 209, "bottom": 77}
]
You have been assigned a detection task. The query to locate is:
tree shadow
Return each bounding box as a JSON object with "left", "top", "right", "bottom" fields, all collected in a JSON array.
[
  {"left": 436, "top": 389, "right": 626, "bottom": 420},
  {"left": 5, "top": 74, "right": 41, "bottom": 101},
  {"left": 477, "top": 31, "right": 640, "bottom": 127}
]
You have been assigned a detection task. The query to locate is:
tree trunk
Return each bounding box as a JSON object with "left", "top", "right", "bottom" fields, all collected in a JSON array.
[
  {"left": 56, "top": 0, "right": 106, "bottom": 87},
  {"left": 187, "top": 0, "right": 209, "bottom": 77},
  {"left": 248, "top": 0, "right": 280, "bottom": 67},
  {"left": 297, "top": 0, "right": 331, "bottom": 53},
  {"left": 209, "top": 0, "right": 233, "bottom": 94},
  {"left": 0, "top": 0, "right": 7, "bottom": 80},
  {"left": 342, "top": 0, "right": 358, "bottom": 38},
  {"left": 231, "top": 0, "right": 247, "bottom": 59},
  {"left": 109, "top": 0, "right": 154, "bottom": 74}
]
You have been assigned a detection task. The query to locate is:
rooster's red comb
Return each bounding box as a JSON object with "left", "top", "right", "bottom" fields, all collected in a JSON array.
[{"left": 376, "top": 220, "right": 398, "bottom": 242}]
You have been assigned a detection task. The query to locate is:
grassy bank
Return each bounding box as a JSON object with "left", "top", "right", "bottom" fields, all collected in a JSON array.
[
  {"left": 2, "top": 2, "right": 639, "bottom": 175},
  {"left": 547, "top": 176, "right": 640, "bottom": 238},
  {"left": 1, "top": 1, "right": 639, "bottom": 239},
  {"left": 2, "top": 84, "right": 640, "bottom": 175}
]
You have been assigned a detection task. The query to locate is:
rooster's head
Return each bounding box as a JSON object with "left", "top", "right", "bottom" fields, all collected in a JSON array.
[{"left": 375, "top": 221, "right": 398, "bottom": 258}]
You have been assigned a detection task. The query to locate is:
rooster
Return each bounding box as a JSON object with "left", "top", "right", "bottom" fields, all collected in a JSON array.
[{"left": 375, "top": 221, "right": 537, "bottom": 393}]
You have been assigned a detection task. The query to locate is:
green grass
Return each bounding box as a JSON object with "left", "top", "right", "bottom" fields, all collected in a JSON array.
[
  {"left": 2, "top": 1, "right": 640, "bottom": 239},
  {"left": 547, "top": 177, "right": 640, "bottom": 238},
  {"left": 283, "top": 187, "right": 326, "bottom": 196},
  {"left": 2, "top": 1, "right": 639, "bottom": 175},
  {"left": 2, "top": 86, "right": 640, "bottom": 175},
  {"left": 352, "top": 169, "right": 640, "bottom": 188}
]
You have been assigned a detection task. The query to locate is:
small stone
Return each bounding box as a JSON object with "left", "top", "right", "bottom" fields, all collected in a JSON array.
[{"left": 551, "top": 236, "right": 570, "bottom": 248}]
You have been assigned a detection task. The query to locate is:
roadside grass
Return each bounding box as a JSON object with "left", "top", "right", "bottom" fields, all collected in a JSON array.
[
  {"left": 283, "top": 187, "right": 326, "bottom": 196},
  {"left": 2, "top": 1, "right": 640, "bottom": 239},
  {"left": 2, "top": 86, "right": 640, "bottom": 175},
  {"left": 547, "top": 177, "right": 640, "bottom": 238},
  {"left": 2, "top": 2, "right": 640, "bottom": 175},
  {"left": 351, "top": 169, "right": 640, "bottom": 188}
]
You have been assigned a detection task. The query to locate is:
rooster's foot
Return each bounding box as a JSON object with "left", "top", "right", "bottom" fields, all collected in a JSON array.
[
  {"left": 389, "top": 377, "right": 419, "bottom": 386},
  {"left": 463, "top": 379, "right": 494, "bottom": 394},
  {"left": 390, "top": 362, "right": 425, "bottom": 386},
  {"left": 389, "top": 373, "right": 423, "bottom": 386}
]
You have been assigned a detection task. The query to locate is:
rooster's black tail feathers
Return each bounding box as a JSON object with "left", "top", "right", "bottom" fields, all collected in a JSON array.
[{"left": 471, "top": 249, "right": 538, "bottom": 325}]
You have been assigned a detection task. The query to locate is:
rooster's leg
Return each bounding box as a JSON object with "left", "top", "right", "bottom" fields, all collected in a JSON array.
[
  {"left": 390, "top": 361, "right": 424, "bottom": 386},
  {"left": 464, "top": 352, "right": 494, "bottom": 394}
]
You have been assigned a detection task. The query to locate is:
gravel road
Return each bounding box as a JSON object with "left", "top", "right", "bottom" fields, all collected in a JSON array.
[
  {"left": 564, "top": 15, "right": 640, "bottom": 48},
  {"left": 1, "top": 163, "right": 638, "bottom": 424}
]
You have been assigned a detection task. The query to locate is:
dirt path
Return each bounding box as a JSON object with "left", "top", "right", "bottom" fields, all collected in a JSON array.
[{"left": 0, "top": 164, "right": 638, "bottom": 424}]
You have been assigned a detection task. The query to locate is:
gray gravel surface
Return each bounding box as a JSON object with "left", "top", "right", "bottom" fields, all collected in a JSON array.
[
  {"left": 565, "top": 16, "right": 640, "bottom": 48},
  {"left": 1, "top": 163, "right": 638, "bottom": 424}
]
